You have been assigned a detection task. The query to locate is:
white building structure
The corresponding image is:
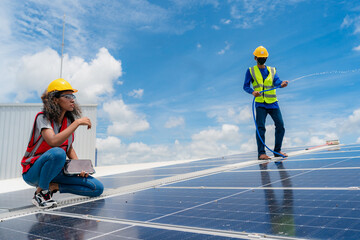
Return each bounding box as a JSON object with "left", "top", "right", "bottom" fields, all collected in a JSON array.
[{"left": 0, "top": 104, "right": 97, "bottom": 180}]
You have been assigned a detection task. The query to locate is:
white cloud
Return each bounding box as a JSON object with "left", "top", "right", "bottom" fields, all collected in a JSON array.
[
  {"left": 190, "top": 124, "right": 242, "bottom": 157},
  {"left": 165, "top": 116, "right": 185, "bottom": 128},
  {"left": 340, "top": 108, "right": 360, "bottom": 134},
  {"left": 97, "top": 117, "right": 348, "bottom": 165},
  {"left": 96, "top": 136, "right": 126, "bottom": 165},
  {"left": 96, "top": 136, "right": 172, "bottom": 165},
  {"left": 341, "top": 15, "right": 353, "bottom": 29},
  {"left": 0, "top": 1, "right": 11, "bottom": 37},
  {"left": 240, "top": 137, "right": 256, "bottom": 153},
  {"left": 170, "top": 0, "right": 219, "bottom": 9},
  {"left": 128, "top": 89, "right": 144, "bottom": 99},
  {"left": 285, "top": 128, "right": 338, "bottom": 148},
  {"left": 357, "top": 137, "right": 360, "bottom": 144},
  {"left": 212, "top": 25, "right": 220, "bottom": 30},
  {"left": 13, "top": 47, "right": 122, "bottom": 103},
  {"left": 229, "top": 0, "right": 304, "bottom": 29},
  {"left": 103, "top": 98, "right": 150, "bottom": 136},
  {"left": 221, "top": 19, "right": 231, "bottom": 25},
  {"left": 229, "top": 106, "right": 252, "bottom": 123},
  {"left": 292, "top": 137, "right": 303, "bottom": 146},
  {"left": 306, "top": 136, "right": 326, "bottom": 146},
  {"left": 96, "top": 124, "right": 243, "bottom": 165},
  {"left": 217, "top": 41, "right": 231, "bottom": 55},
  {"left": 96, "top": 136, "right": 122, "bottom": 152},
  {"left": 341, "top": 15, "right": 360, "bottom": 33},
  {"left": 353, "top": 45, "right": 360, "bottom": 51},
  {"left": 341, "top": 15, "right": 360, "bottom": 50},
  {"left": 341, "top": 109, "right": 360, "bottom": 131},
  {"left": 208, "top": 105, "right": 252, "bottom": 124},
  {"left": 197, "top": 43, "right": 202, "bottom": 49},
  {"left": 192, "top": 124, "right": 240, "bottom": 142}
]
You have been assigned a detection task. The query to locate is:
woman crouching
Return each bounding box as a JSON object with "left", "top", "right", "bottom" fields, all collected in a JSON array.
[{"left": 21, "top": 78, "right": 104, "bottom": 208}]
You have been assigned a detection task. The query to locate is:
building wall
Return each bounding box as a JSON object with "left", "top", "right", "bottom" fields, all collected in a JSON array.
[{"left": 0, "top": 104, "right": 97, "bottom": 180}]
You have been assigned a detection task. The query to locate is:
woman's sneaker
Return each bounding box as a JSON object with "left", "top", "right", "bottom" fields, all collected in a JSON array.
[{"left": 32, "top": 190, "right": 57, "bottom": 209}]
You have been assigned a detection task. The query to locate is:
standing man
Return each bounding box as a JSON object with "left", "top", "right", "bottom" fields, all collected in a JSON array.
[{"left": 243, "top": 46, "right": 289, "bottom": 160}]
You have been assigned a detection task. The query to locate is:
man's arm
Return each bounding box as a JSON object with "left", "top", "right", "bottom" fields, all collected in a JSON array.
[
  {"left": 244, "top": 69, "right": 257, "bottom": 94},
  {"left": 273, "top": 72, "right": 289, "bottom": 88},
  {"left": 244, "top": 69, "right": 261, "bottom": 97}
]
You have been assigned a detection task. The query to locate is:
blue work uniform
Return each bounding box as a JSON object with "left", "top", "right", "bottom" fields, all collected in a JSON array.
[{"left": 243, "top": 66, "right": 285, "bottom": 158}]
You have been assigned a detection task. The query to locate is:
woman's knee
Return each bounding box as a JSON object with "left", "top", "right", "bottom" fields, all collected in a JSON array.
[
  {"left": 48, "top": 147, "right": 66, "bottom": 164},
  {"left": 92, "top": 179, "right": 104, "bottom": 197}
]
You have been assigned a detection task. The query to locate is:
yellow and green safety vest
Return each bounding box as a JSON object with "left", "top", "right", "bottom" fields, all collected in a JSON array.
[{"left": 249, "top": 65, "right": 278, "bottom": 104}]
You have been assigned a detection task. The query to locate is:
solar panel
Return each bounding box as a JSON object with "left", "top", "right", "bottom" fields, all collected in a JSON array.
[{"left": 1, "top": 143, "right": 360, "bottom": 239}]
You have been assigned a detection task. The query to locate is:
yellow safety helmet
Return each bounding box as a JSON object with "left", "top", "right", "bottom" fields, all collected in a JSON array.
[
  {"left": 253, "top": 46, "right": 269, "bottom": 58},
  {"left": 47, "top": 78, "right": 78, "bottom": 93}
]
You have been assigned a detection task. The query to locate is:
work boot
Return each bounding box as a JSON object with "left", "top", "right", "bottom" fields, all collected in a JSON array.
[
  {"left": 258, "top": 154, "right": 271, "bottom": 160},
  {"left": 274, "top": 151, "right": 288, "bottom": 157}
]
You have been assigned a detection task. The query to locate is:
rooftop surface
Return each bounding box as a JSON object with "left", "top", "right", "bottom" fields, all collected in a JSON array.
[{"left": 1, "top": 143, "right": 359, "bottom": 239}]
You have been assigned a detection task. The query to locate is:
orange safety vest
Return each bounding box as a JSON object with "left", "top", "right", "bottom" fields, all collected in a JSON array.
[{"left": 21, "top": 112, "right": 74, "bottom": 174}]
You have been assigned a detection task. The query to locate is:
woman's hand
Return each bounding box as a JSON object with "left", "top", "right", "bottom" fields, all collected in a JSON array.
[
  {"left": 78, "top": 171, "right": 89, "bottom": 178},
  {"left": 76, "top": 117, "right": 92, "bottom": 129}
]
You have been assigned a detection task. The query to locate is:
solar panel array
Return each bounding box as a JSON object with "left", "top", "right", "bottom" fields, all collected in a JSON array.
[{"left": 1, "top": 144, "right": 360, "bottom": 239}]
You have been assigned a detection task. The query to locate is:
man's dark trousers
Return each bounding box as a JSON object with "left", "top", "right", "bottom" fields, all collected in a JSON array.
[{"left": 255, "top": 107, "right": 285, "bottom": 156}]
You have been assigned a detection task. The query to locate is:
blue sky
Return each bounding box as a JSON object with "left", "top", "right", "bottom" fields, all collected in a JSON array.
[{"left": 1, "top": 0, "right": 360, "bottom": 165}]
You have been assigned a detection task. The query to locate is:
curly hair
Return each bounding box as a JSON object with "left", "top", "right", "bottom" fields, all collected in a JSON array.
[{"left": 41, "top": 90, "right": 82, "bottom": 124}]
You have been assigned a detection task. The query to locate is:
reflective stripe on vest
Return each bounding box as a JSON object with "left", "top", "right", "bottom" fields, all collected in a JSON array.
[
  {"left": 21, "top": 112, "right": 74, "bottom": 173},
  {"left": 249, "top": 65, "right": 278, "bottom": 104}
]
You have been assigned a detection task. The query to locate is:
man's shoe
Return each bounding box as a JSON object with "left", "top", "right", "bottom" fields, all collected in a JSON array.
[
  {"left": 258, "top": 154, "right": 271, "bottom": 160},
  {"left": 32, "top": 190, "right": 57, "bottom": 209},
  {"left": 274, "top": 151, "right": 288, "bottom": 157}
]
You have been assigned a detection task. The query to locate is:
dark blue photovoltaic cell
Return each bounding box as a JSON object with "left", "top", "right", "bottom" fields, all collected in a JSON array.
[
  {"left": 0, "top": 188, "right": 35, "bottom": 209},
  {"left": 233, "top": 157, "right": 360, "bottom": 171},
  {"left": 98, "top": 146, "right": 345, "bottom": 189},
  {"left": 99, "top": 174, "right": 174, "bottom": 189},
  {"left": 336, "top": 145, "right": 360, "bottom": 150},
  {"left": 289, "top": 150, "right": 360, "bottom": 159},
  {"left": 270, "top": 168, "right": 360, "bottom": 188},
  {"left": 284, "top": 157, "right": 360, "bottom": 168},
  {"left": 166, "top": 166, "right": 360, "bottom": 189},
  {"left": 3, "top": 144, "right": 360, "bottom": 240},
  {"left": 163, "top": 171, "right": 282, "bottom": 188},
  {"left": 151, "top": 189, "right": 360, "bottom": 239},
  {"left": 56, "top": 188, "right": 240, "bottom": 222},
  {"left": 0, "top": 213, "right": 241, "bottom": 240},
  {"left": 97, "top": 162, "right": 242, "bottom": 189},
  {"left": 98, "top": 226, "right": 242, "bottom": 240},
  {"left": 98, "top": 154, "right": 261, "bottom": 190},
  {"left": 0, "top": 212, "right": 129, "bottom": 240},
  {"left": 239, "top": 159, "right": 343, "bottom": 170},
  {"left": 52, "top": 185, "right": 360, "bottom": 239}
]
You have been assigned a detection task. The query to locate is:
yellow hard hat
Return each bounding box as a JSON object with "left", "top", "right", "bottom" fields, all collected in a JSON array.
[
  {"left": 253, "top": 46, "right": 269, "bottom": 58},
  {"left": 47, "top": 78, "right": 78, "bottom": 93}
]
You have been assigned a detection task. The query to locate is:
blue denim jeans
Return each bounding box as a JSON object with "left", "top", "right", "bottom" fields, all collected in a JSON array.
[
  {"left": 255, "top": 107, "right": 285, "bottom": 156},
  {"left": 23, "top": 147, "right": 104, "bottom": 197}
]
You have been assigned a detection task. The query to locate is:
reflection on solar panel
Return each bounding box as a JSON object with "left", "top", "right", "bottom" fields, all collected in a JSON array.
[{"left": 1, "top": 144, "right": 360, "bottom": 239}]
